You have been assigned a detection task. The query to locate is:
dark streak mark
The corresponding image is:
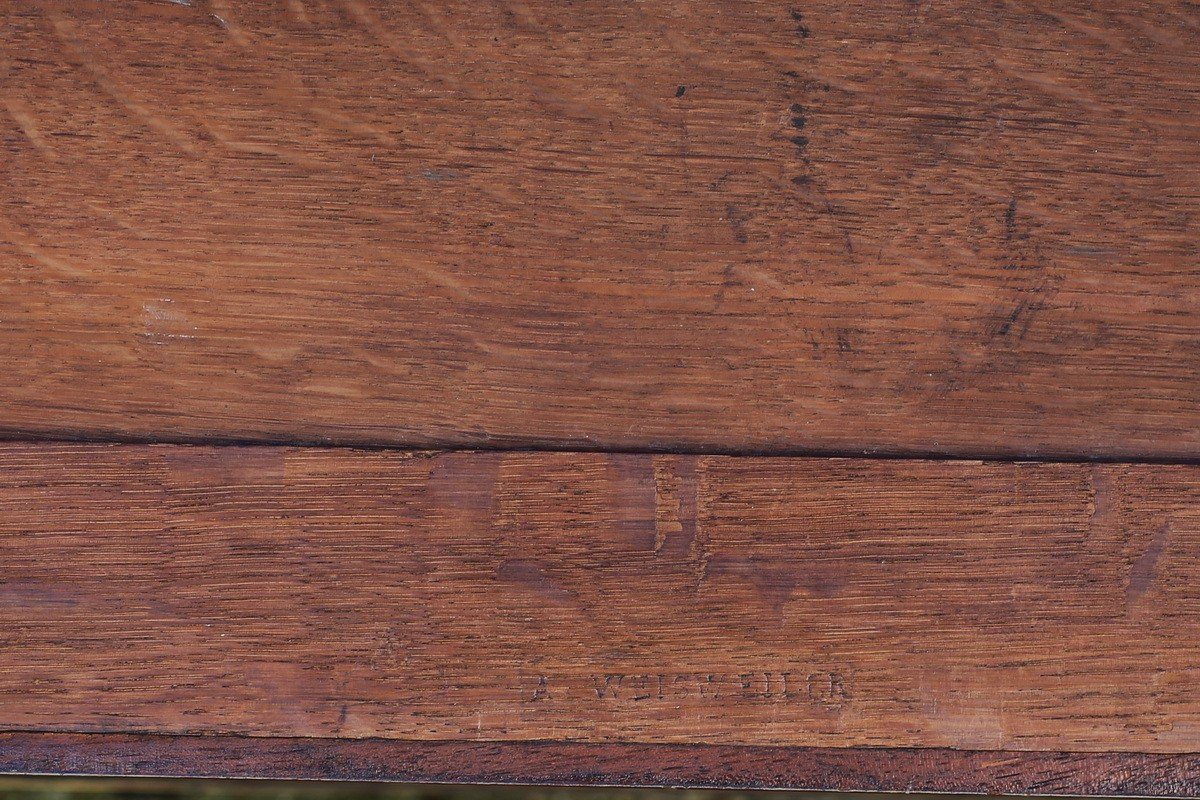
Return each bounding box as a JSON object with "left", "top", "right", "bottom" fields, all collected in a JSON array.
[
  {"left": 790, "top": 9, "right": 812, "bottom": 38},
  {"left": 675, "top": 85, "right": 686, "bottom": 98},
  {"left": 1004, "top": 198, "right": 1018, "bottom": 241},
  {"left": 995, "top": 300, "right": 1026, "bottom": 338},
  {"left": 714, "top": 263, "right": 738, "bottom": 306},
  {"left": 725, "top": 204, "right": 751, "bottom": 244},
  {"left": 992, "top": 276, "right": 1057, "bottom": 340},
  {"left": 836, "top": 330, "right": 852, "bottom": 353},
  {"left": 1128, "top": 521, "right": 1170, "bottom": 606},
  {"left": 790, "top": 135, "right": 809, "bottom": 151}
]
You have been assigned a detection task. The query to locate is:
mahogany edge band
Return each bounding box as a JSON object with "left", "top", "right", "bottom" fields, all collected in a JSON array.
[{"left": 0, "top": 733, "right": 1197, "bottom": 797}]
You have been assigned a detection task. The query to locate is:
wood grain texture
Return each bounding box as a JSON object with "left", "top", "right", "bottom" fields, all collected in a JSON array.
[
  {"left": 2, "top": 443, "right": 1200, "bottom": 753},
  {"left": 2, "top": 1, "right": 1199, "bottom": 457},
  {"left": 5, "top": 734, "right": 1200, "bottom": 797}
]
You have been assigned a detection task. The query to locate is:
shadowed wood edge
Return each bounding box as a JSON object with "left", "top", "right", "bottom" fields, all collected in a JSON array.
[{"left": 0, "top": 733, "right": 1197, "bottom": 797}]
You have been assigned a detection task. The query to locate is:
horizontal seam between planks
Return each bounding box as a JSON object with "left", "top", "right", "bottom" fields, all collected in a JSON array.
[{"left": 0, "top": 430, "right": 1199, "bottom": 466}]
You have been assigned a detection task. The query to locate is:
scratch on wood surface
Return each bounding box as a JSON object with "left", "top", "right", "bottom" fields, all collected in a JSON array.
[
  {"left": 989, "top": 53, "right": 1110, "bottom": 114},
  {"left": 139, "top": 300, "right": 199, "bottom": 346},
  {"left": 208, "top": 0, "right": 251, "bottom": 47},
  {"left": 0, "top": 214, "right": 88, "bottom": 279},
  {"left": 3, "top": 99, "right": 56, "bottom": 160}
]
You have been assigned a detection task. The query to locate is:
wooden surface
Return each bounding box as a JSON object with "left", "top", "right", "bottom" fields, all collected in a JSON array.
[
  {"left": 5, "top": 0, "right": 1200, "bottom": 795},
  {"left": 1, "top": 443, "right": 1198, "bottom": 753},
  {"left": 2, "top": 0, "right": 1199, "bottom": 458}
]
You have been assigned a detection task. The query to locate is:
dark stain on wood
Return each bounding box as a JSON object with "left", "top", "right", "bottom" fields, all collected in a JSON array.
[{"left": 1127, "top": 521, "right": 1171, "bottom": 607}]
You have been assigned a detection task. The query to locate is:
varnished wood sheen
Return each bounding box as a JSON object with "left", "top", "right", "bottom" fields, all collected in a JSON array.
[
  {"left": 2, "top": 1, "right": 1199, "bottom": 457},
  {"left": 2, "top": 444, "right": 1199, "bottom": 754}
]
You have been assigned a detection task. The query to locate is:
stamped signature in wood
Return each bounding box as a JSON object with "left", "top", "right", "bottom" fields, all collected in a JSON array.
[{"left": 522, "top": 671, "right": 850, "bottom": 707}]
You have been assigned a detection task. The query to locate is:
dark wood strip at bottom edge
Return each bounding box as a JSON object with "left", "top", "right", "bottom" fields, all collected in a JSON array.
[{"left": 0, "top": 734, "right": 1196, "bottom": 797}]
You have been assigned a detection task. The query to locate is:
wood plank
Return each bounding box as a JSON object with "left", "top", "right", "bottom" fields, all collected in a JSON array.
[
  {"left": 2, "top": 443, "right": 1199, "bottom": 753},
  {"left": 5, "top": 733, "right": 1200, "bottom": 797},
  {"left": 2, "top": 1, "right": 1199, "bottom": 457}
]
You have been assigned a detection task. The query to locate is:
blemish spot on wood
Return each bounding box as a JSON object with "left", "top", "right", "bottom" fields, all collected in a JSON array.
[
  {"left": 527, "top": 675, "right": 550, "bottom": 702},
  {"left": 160, "top": 446, "right": 285, "bottom": 485},
  {"left": 422, "top": 168, "right": 464, "bottom": 181},
  {"left": 496, "top": 559, "right": 573, "bottom": 603},
  {"left": 675, "top": 85, "right": 686, "bottom": 98},
  {"left": 609, "top": 454, "right": 656, "bottom": 550},
  {"left": 1128, "top": 521, "right": 1170, "bottom": 606},
  {"left": 428, "top": 452, "right": 500, "bottom": 517},
  {"left": 724, "top": 204, "right": 751, "bottom": 244},
  {"left": 790, "top": 9, "right": 812, "bottom": 38},
  {"left": 0, "top": 580, "right": 81, "bottom": 611},
  {"left": 139, "top": 300, "right": 198, "bottom": 345},
  {"left": 705, "top": 556, "right": 797, "bottom": 611},
  {"left": 653, "top": 456, "right": 699, "bottom": 557},
  {"left": 994, "top": 300, "right": 1026, "bottom": 338},
  {"left": 790, "top": 103, "right": 807, "bottom": 128},
  {"left": 1089, "top": 465, "right": 1115, "bottom": 534}
]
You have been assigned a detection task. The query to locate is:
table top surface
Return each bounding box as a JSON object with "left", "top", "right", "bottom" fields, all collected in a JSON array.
[{"left": 3, "top": 1, "right": 1200, "bottom": 796}]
